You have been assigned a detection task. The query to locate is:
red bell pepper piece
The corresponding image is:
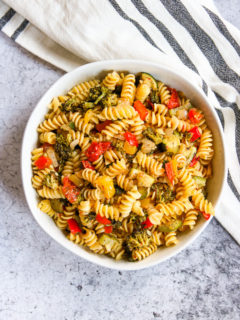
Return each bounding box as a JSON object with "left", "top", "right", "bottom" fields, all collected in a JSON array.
[
  {"left": 189, "top": 126, "right": 201, "bottom": 142},
  {"left": 124, "top": 132, "right": 138, "bottom": 147},
  {"left": 34, "top": 156, "right": 52, "bottom": 170},
  {"left": 165, "top": 161, "right": 175, "bottom": 185},
  {"left": 202, "top": 212, "right": 211, "bottom": 220},
  {"left": 96, "top": 120, "right": 113, "bottom": 132},
  {"left": 68, "top": 219, "right": 82, "bottom": 234},
  {"left": 104, "top": 225, "right": 113, "bottom": 234},
  {"left": 167, "top": 88, "right": 180, "bottom": 109},
  {"left": 62, "top": 177, "right": 80, "bottom": 204},
  {"left": 141, "top": 217, "right": 153, "bottom": 229},
  {"left": 96, "top": 214, "right": 111, "bottom": 225},
  {"left": 85, "top": 141, "right": 111, "bottom": 162},
  {"left": 188, "top": 109, "right": 203, "bottom": 124},
  {"left": 133, "top": 100, "right": 149, "bottom": 120},
  {"left": 82, "top": 160, "right": 95, "bottom": 170},
  {"left": 189, "top": 156, "right": 200, "bottom": 167}
]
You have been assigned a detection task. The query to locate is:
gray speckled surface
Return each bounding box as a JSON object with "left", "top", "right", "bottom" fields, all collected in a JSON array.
[{"left": 0, "top": 2, "right": 240, "bottom": 319}]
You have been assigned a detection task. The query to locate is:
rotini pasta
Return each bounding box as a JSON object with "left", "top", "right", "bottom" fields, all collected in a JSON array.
[{"left": 33, "top": 71, "right": 214, "bottom": 262}]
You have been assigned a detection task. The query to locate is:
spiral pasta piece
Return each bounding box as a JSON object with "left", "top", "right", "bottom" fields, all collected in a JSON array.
[
  {"left": 167, "top": 116, "right": 194, "bottom": 132},
  {"left": 196, "top": 129, "right": 214, "bottom": 161},
  {"left": 56, "top": 205, "right": 76, "bottom": 229},
  {"left": 130, "top": 116, "right": 145, "bottom": 141},
  {"left": 81, "top": 169, "right": 100, "bottom": 187},
  {"left": 94, "top": 200, "right": 120, "bottom": 221},
  {"left": 82, "top": 188, "right": 105, "bottom": 200},
  {"left": 67, "top": 79, "right": 100, "bottom": 97},
  {"left": 38, "top": 200, "right": 57, "bottom": 218},
  {"left": 62, "top": 158, "right": 74, "bottom": 177},
  {"left": 177, "top": 168, "right": 196, "bottom": 198},
  {"left": 38, "top": 186, "right": 65, "bottom": 199},
  {"left": 104, "top": 159, "right": 127, "bottom": 177},
  {"left": 118, "top": 186, "right": 141, "bottom": 218},
  {"left": 121, "top": 74, "right": 136, "bottom": 104},
  {"left": 39, "top": 132, "right": 56, "bottom": 144},
  {"left": 68, "top": 130, "right": 91, "bottom": 151},
  {"left": 67, "top": 232, "right": 84, "bottom": 245},
  {"left": 104, "top": 149, "right": 123, "bottom": 165},
  {"left": 82, "top": 228, "right": 104, "bottom": 254},
  {"left": 148, "top": 207, "right": 163, "bottom": 225},
  {"left": 135, "top": 151, "right": 163, "bottom": 177},
  {"left": 92, "top": 155, "right": 105, "bottom": 173},
  {"left": 165, "top": 232, "right": 178, "bottom": 246},
  {"left": 38, "top": 113, "right": 68, "bottom": 132},
  {"left": 192, "top": 190, "right": 214, "bottom": 215},
  {"left": 151, "top": 231, "right": 163, "bottom": 246},
  {"left": 101, "top": 119, "right": 130, "bottom": 139},
  {"left": 145, "top": 111, "right": 168, "bottom": 128},
  {"left": 100, "top": 104, "right": 137, "bottom": 121},
  {"left": 132, "top": 244, "right": 157, "bottom": 261},
  {"left": 182, "top": 209, "right": 199, "bottom": 230},
  {"left": 32, "top": 168, "right": 52, "bottom": 189},
  {"left": 158, "top": 82, "right": 171, "bottom": 105},
  {"left": 78, "top": 200, "right": 92, "bottom": 215},
  {"left": 173, "top": 154, "right": 187, "bottom": 169},
  {"left": 102, "top": 71, "right": 120, "bottom": 90},
  {"left": 116, "top": 174, "right": 134, "bottom": 191},
  {"left": 153, "top": 103, "right": 168, "bottom": 115}
]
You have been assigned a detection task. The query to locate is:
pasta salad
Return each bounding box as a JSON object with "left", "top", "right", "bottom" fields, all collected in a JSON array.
[{"left": 31, "top": 71, "right": 214, "bottom": 261}]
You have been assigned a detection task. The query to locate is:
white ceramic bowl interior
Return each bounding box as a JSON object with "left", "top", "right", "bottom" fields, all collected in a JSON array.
[{"left": 21, "top": 60, "right": 226, "bottom": 270}]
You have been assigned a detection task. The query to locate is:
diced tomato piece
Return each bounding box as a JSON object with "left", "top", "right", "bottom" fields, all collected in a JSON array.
[
  {"left": 188, "top": 109, "right": 203, "bottom": 124},
  {"left": 141, "top": 217, "right": 153, "bottom": 229},
  {"left": 167, "top": 88, "right": 180, "bottom": 109},
  {"left": 134, "top": 100, "right": 149, "bottom": 120},
  {"left": 82, "top": 160, "right": 95, "bottom": 170},
  {"left": 96, "top": 214, "right": 111, "bottom": 225},
  {"left": 34, "top": 156, "right": 52, "bottom": 170},
  {"left": 202, "top": 212, "right": 211, "bottom": 220},
  {"left": 62, "top": 177, "right": 80, "bottom": 204},
  {"left": 124, "top": 132, "right": 138, "bottom": 147},
  {"left": 68, "top": 219, "right": 81, "bottom": 234},
  {"left": 104, "top": 225, "right": 113, "bottom": 233},
  {"left": 189, "top": 156, "right": 200, "bottom": 167},
  {"left": 96, "top": 120, "right": 113, "bottom": 132},
  {"left": 85, "top": 141, "right": 111, "bottom": 162},
  {"left": 165, "top": 161, "right": 175, "bottom": 185},
  {"left": 189, "top": 126, "right": 201, "bottom": 142}
]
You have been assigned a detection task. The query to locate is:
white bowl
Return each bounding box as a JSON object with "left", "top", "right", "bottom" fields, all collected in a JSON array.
[{"left": 21, "top": 60, "right": 226, "bottom": 270}]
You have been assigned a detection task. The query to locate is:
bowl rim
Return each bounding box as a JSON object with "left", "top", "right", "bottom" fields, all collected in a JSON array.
[{"left": 21, "top": 59, "right": 227, "bottom": 270}]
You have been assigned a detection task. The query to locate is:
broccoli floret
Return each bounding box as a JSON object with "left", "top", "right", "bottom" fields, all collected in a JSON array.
[
  {"left": 54, "top": 134, "right": 71, "bottom": 171},
  {"left": 87, "top": 86, "right": 103, "bottom": 102},
  {"left": 101, "top": 93, "right": 118, "bottom": 108},
  {"left": 43, "top": 172, "right": 59, "bottom": 190},
  {"left": 149, "top": 90, "right": 160, "bottom": 104},
  {"left": 60, "top": 98, "right": 81, "bottom": 112},
  {"left": 126, "top": 230, "right": 151, "bottom": 251},
  {"left": 111, "top": 140, "right": 125, "bottom": 153},
  {"left": 143, "top": 127, "right": 163, "bottom": 145},
  {"left": 80, "top": 102, "right": 95, "bottom": 109},
  {"left": 152, "top": 183, "right": 176, "bottom": 203}
]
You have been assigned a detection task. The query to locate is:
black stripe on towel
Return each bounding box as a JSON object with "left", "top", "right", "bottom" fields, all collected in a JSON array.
[
  {"left": 202, "top": 80, "right": 208, "bottom": 95},
  {"left": 131, "top": 0, "right": 198, "bottom": 73},
  {"left": 227, "top": 171, "right": 240, "bottom": 202},
  {"left": 160, "top": 0, "right": 240, "bottom": 93},
  {"left": 108, "top": 0, "right": 163, "bottom": 52},
  {"left": 203, "top": 7, "right": 240, "bottom": 57},
  {"left": 215, "top": 93, "right": 240, "bottom": 163},
  {"left": 0, "top": 8, "right": 15, "bottom": 30},
  {"left": 11, "top": 19, "right": 29, "bottom": 40},
  {"left": 215, "top": 108, "right": 224, "bottom": 129}
]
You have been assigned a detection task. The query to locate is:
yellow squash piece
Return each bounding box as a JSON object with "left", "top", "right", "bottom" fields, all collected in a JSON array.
[
  {"left": 123, "top": 141, "right": 137, "bottom": 155},
  {"left": 96, "top": 175, "right": 115, "bottom": 199}
]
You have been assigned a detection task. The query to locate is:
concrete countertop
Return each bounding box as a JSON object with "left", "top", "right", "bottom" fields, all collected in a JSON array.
[{"left": 0, "top": 1, "right": 239, "bottom": 319}]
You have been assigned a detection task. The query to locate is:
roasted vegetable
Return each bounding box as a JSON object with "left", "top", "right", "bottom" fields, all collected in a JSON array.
[
  {"left": 158, "top": 219, "right": 182, "bottom": 233},
  {"left": 149, "top": 90, "right": 160, "bottom": 104},
  {"left": 50, "top": 199, "right": 64, "bottom": 213},
  {"left": 152, "top": 184, "right": 176, "bottom": 203},
  {"left": 141, "top": 72, "right": 158, "bottom": 90},
  {"left": 162, "top": 134, "right": 180, "bottom": 154},
  {"left": 138, "top": 187, "right": 148, "bottom": 200},
  {"left": 184, "top": 146, "right": 197, "bottom": 164},
  {"left": 96, "top": 175, "right": 115, "bottom": 199},
  {"left": 54, "top": 134, "right": 71, "bottom": 171},
  {"left": 126, "top": 230, "right": 151, "bottom": 251},
  {"left": 141, "top": 138, "right": 156, "bottom": 154},
  {"left": 99, "top": 234, "right": 119, "bottom": 251},
  {"left": 143, "top": 127, "right": 163, "bottom": 145},
  {"left": 137, "top": 172, "right": 155, "bottom": 187},
  {"left": 43, "top": 172, "right": 59, "bottom": 190},
  {"left": 193, "top": 176, "right": 206, "bottom": 188},
  {"left": 60, "top": 98, "right": 81, "bottom": 112}
]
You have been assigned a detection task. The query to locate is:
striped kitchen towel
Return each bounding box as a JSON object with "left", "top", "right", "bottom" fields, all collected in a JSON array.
[{"left": 1, "top": 0, "right": 240, "bottom": 244}]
